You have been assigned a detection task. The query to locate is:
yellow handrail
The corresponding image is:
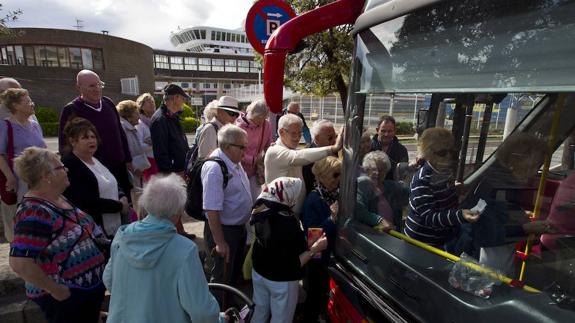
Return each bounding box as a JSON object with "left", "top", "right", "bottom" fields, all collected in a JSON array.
[
  {"left": 387, "top": 230, "right": 540, "bottom": 293},
  {"left": 518, "top": 94, "right": 566, "bottom": 282}
]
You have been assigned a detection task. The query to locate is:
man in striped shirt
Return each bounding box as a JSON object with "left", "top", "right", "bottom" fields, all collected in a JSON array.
[{"left": 405, "top": 128, "right": 479, "bottom": 247}]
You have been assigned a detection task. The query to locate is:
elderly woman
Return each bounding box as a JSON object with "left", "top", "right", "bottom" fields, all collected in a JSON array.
[
  {"left": 0, "top": 88, "right": 46, "bottom": 242},
  {"left": 9, "top": 147, "right": 107, "bottom": 323},
  {"left": 62, "top": 118, "right": 129, "bottom": 237},
  {"left": 301, "top": 156, "right": 341, "bottom": 323},
  {"left": 136, "top": 93, "right": 158, "bottom": 182},
  {"left": 236, "top": 99, "right": 273, "bottom": 201},
  {"left": 405, "top": 127, "right": 479, "bottom": 248},
  {"left": 104, "top": 173, "right": 222, "bottom": 323},
  {"left": 117, "top": 100, "right": 150, "bottom": 187},
  {"left": 251, "top": 177, "right": 328, "bottom": 323}
]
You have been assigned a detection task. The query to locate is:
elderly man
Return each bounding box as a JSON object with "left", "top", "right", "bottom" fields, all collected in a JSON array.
[
  {"left": 275, "top": 102, "right": 311, "bottom": 143},
  {"left": 370, "top": 115, "right": 408, "bottom": 180},
  {"left": 197, "top": 95, "right": 241, "bottom": 159},
  {"left": 104, "top": 173, "right": 223, "bottom": 323},
  {"left": 265, "top": 114, "right": 342, "bottom": 214},
  {"left": 58, "top": 70, "right": 132, "bottom": 200},
  {"left": 201, "top": 124, "right": 252, "bottom": 287},
  {"left": 303, "top": 119, "right": 337, "bottom": 194}
]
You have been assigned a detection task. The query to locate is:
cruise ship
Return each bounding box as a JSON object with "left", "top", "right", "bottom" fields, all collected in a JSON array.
[{"left": 170, "top": 26, "right": 254, "bottom": 56}]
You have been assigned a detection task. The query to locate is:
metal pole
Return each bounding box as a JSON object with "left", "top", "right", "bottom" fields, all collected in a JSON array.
[
  {"left": 334, "top": 95, "right": 338, "bottom": 125},
  {"left": 368, "top": 94, "right": 373, "bottom": 129},
  {"left": 389, "top": 93, "right": 395, "bottom": 115},
  {"left": 413, "top": 94, "right": 418, "bottom": 125},
  {"left": 495, "top": 104, "right": 500, "bottom": 130},
  {"left": 456, "top": 101, "right": 474, "bottom": 182}
]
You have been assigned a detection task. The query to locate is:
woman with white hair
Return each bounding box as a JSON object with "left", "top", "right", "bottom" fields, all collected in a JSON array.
[
  {"left": 235, "top": 99, "right": 273, "bottom": 200},
  {"left": 103, "top": 173, "right": 222, "bottom": 323},
  {"left": 250, "top": 177, "right": 328, "bottom": 323}
]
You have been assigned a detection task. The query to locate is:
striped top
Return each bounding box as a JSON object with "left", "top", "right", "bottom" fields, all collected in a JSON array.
[
  {"left": 404, "top": 162, "right": 466, "bottom": 247},
  {"left": 10, "top": 197, "right": 106, "bottom": 299}
]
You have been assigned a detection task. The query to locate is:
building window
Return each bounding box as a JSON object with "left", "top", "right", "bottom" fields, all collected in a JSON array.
[
  {"left": 121, "top": 76, "right": 139, "bottom": 95},
  {"left": 58, "top": 47, "right": 70, "bottom": 67},
  {"left": 201, "top": 30, "right": 206, "bottom": 39},
  {"left": 92, "top": 49, "right": 104, "bottom": 70},
  {"left": 225, "top": 59, "right": 236, "bottom": 72},
  {"left": 14, "top": 46, "right": 24, "bottom": 65},
  {"left": 181, "top": 82, "right": 189, "bottom": 88},
  {"left": 223, "top": 83, "right": 232, "bottom": 89},
  {"left": 199, "top": 58, "right": 211, "bottom": 71},
  {"left": 203, "top": 83, "right": 211, "bottom": 89},
  {"left": 155, "top": 54, "right": 169, "bottom": 69},
  {"left": 45, "top": 46, "right": 58, "bottom": 67},
  {"left": 250, "top": 61, "right": 259, "bottom": 73},
  {"left": 81, "top": 48, "right": 93, "bottom": 69},
  {"left": 170, "top": 56, "right": 184, "bottom": 70},
  {"left": 184, "top": 57, "right": 197, "bottom": 70},
  {"left": 238, "top": 60, "right": 250, "bottom": 73},
  {"left": 212, "top": 58, "right": 224, "bottom": 71},
  {"left": 69, "top": 48, "right": 83, "bottom": 69}
]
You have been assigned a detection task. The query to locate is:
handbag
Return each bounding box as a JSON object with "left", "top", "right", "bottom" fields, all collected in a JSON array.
[{"left": 0, "top": 120, "right": 17, "bottom": 205}]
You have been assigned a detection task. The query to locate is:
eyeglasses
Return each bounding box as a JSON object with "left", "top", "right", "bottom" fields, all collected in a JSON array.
[
  {"left": 229, "top": 143, "right": 247, "bottom": 151},
  {"left": 85, "top": 81, "right": 105, "bottom": 89},
  {"left": 224, "top": 110, "right": 239, "bottom": 118}
]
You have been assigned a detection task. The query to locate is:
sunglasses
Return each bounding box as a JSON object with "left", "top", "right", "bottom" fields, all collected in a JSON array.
[{"left": 224, "top": 110, "right": 239, "bottom": 118}]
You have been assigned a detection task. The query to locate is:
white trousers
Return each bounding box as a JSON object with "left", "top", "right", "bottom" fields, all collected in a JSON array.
[{"left": 251, "top": 269, "right": 299, "bottom": 323}]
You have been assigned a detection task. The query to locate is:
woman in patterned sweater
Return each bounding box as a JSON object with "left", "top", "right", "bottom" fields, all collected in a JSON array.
[
  {"left": 9, "top": 147, "right": 107, "bottom": 323},
  {"left": 404, "top": 128, "right": 480, "bottom": 248}
]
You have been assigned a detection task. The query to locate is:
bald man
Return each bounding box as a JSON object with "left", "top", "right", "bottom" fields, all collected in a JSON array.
[{"left": 58, "top": 70, "right": 133, "bottom": 205}]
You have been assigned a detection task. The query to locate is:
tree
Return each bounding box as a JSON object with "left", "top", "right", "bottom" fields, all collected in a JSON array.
[
  {"left": 283, "top": 0, "right": 354, "bottom": 107},
  {"left": 0, "top": 3, "right": 22, "bottom": 35}
]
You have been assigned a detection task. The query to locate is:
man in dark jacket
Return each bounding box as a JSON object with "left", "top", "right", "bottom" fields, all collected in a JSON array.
[
  {"left": 150, "top": 84, "right": 189, "bottom": 175},
  {"left": 371, "top": 115, "right": 409, "bottom": 180},
  {"left": 150, "top": 84, "right": 194, "bottom": 238}
]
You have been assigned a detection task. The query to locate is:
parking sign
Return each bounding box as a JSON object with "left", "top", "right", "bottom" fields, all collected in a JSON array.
[{"left": 245, "top": 0, "right": 297, "bottom": 55}]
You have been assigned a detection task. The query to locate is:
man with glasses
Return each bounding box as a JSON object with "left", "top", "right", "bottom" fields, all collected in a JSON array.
[
  {"left": 197, "top": 95, "right": 241, "bottom": 159},
  {"left": 59, "top": 69, "right": 133, "bottom": 207},
  {"left": 201, "top": 124, "right": 252, "bottom": 288},
  {"left": 265, "top": 114, "right": 342, "bottom": 215}
]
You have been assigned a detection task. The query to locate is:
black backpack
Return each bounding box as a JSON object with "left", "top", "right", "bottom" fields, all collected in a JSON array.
[
  {"left": 185, "top": 157, "right": 229, "bottom": 221},
  {"left": 185, "top": 121, "right": 220, "bottom": 173}
]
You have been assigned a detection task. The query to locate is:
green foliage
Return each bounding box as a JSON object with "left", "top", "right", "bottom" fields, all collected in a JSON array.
[
  {"left": 395, "top": 122, "right": 414, "bottom": 135},
  {"left": 34, "top": 106, "right": 59, "bottom": 123},
  {"left": 181, "top": 103, "right": 196, "bottom": 119},
  {"left": 180, "top": 117, "right": 200, "bottom": 133},
  {"left": 0, "top": 4, "right": 22, "bottom": 35},
  {"left": 283, "top": 0, "right": 354, "bottom": 105},
  {"left": 39, "top": 122, "right": 58, "bottom": 137}
]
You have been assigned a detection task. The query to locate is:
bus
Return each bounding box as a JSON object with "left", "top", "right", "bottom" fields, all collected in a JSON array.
[{"left": 263, "top": 0, "right": 575, "bottom": 322}]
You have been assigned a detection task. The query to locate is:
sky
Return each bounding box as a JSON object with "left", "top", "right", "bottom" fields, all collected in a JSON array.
[{"left": 3, "top": 0, "right": 255, "bottom": 50}]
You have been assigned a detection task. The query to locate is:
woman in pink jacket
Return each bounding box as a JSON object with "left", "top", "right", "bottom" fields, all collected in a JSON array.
[{"left": 236, "top": 99, "right": 273, "bottom": 201}]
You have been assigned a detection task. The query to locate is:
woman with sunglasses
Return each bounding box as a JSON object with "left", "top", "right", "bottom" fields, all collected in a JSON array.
[
  {"left": 300, "top": 156, "right": 342, "bottom": 323},
  {"left": 404, "top": 127, "right": 480, "bottom": 249}
]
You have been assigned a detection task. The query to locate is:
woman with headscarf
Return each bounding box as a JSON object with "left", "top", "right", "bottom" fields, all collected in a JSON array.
[{"left": 250, "top": 177, "right": 328, "bottom": 323}]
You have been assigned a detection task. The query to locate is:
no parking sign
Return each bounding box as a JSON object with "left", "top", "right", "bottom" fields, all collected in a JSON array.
[{"left": 245, "top": 0, "right": 297, "bottom": 55}]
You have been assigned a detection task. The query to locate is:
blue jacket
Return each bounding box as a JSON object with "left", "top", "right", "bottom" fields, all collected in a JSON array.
[{"left": 103, "top": 215, "right": 222, "bottom": 323}]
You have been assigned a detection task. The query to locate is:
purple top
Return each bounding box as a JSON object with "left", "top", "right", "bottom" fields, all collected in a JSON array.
[
  {"left": 58, "top": 96, "right": 132, "bottom": 168},
  {"left": 0, "top": 119, "right": 46, "bottom": 156}
]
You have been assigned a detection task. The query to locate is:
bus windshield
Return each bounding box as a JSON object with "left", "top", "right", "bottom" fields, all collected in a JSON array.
[{"left": 338, "top": 0, "right": 575, "bottom": 320}]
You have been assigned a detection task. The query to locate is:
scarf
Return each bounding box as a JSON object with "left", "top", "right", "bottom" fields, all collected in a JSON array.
[{"left": 314, "top": 182, "right": 340, "bottom": 206}]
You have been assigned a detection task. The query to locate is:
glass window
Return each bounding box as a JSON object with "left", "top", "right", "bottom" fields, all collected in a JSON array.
[
  {"left": 238, "top": 60, "right": 250, "bottom": 73},
  {"left": 199, "top": 58, "right": 211, "bottom": 71},
  {"left": 212, "top": 58, "right": 224, "bottom": 71},
  {"left": 24, "top": 46, "right": 35, "bottom": 66},
  {"left": 69, "top": 48, "right": 82, "bottom": 69},
  {"left": 45, "top": 46, "right": 58, "bottom": 67},
  {"left": 154, "top": 54, "right": 169, "bottom": 69},
  {"left": 14, "top": 46, "right": 24, "bottom": 65},
  {"left": 5, "top": 46, "right": 16, "bottom": 65},
  {"left": 0, "top": 47, "right": 7, "bottom": 64},
  {"left": 201, "top": 30, "right": 206, "bottom": 39},
  {"left": 249, "top": 61, "right": 259, "bottom": 73},
  {"left": 204, "top": 83, "right": 211, "bottom": 89},
  {"left": 170, "top": 56, "right": 184, "bottom": 70},
  {"left": 34, "top": 46, "right": 46, "bottom": 66},
  {"left": 223, "top": 83, "right": 232, "bottom": 89},
  {"left": 58, "top": 47, "right": 70, "bottom": 67},
  {"left": 81, "top": 48, "right": 93, "bottom": 69},
  {"left": 216, "top": 31, "right": 221, "bottom": 41},
  {"left": 225, "top": 59, "right": 236, "bottom": 72},
  {"left": 184, "top": 57, "right": 197, "bottom": 70},
  {"left": 92, "top": 49, "right": 104, "bottom": 70}
]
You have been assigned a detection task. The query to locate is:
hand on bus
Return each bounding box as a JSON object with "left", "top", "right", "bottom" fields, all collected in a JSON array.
[
  {"left": 462, "top": 209, "right": 480, "bottom": 223},
  {"left": 373, "top": 218, "right": 392, "bottom": 233},
  {"left": 331, "top": 126, "right": 345, "bottom": 154}
]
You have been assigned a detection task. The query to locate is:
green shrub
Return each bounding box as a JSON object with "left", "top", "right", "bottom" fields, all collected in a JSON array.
[
  {"left": 35, "top": 106, "right": 59, "bottom": 123},
  {"left": 395, "top": 121, "right": 414, "bottom": 135},
  {"left": 39, "top": 122, "right": 59, "bottom": 137},
  {"left": 180, "top": 117, "right": 200, "bottom": 133}
]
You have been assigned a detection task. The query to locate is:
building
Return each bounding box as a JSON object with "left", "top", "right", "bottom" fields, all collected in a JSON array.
[
  {"left": 170, "top": 26, "right": 253, "bottom": 56},
  {"left": 0, "top": 28, "right": 154, "bottom": 111}
]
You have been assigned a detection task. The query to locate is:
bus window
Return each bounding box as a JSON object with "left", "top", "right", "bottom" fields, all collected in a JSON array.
[{"left": 337, "top": 0, "right": 575, "bottom": 321}]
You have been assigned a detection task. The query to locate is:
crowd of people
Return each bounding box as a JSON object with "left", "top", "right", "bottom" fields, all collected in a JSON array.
[{"left": 0, "top": 69, "right": 563, "bottom": 323}]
